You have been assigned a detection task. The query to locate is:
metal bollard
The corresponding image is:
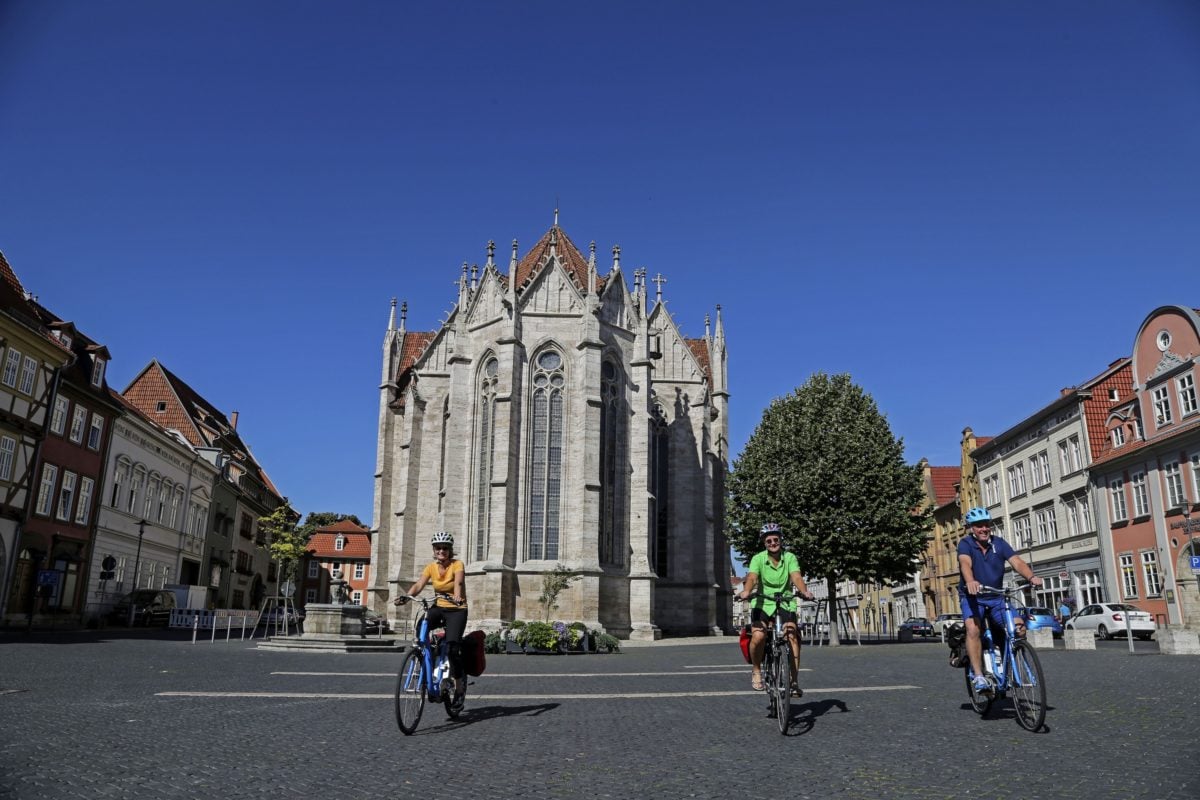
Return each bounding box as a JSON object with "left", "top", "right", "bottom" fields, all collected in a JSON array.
[
  {"left": 226, "top": 616, "right": 232, "bottom": 641},
  {"left": 192, "top": 614, "right": 199, "bottom": 645},
  {"left": 241, "top": 616, "right": 247, "bottom": 640}
]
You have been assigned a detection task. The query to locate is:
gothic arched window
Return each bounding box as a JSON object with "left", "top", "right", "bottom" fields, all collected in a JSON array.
[
  {"left": 474, "top": 357, "right": 499, "bottom": 561},
  {"left": 599, "top": 359, "right": 627, "bottom": 566},
  {"left": 527, "top": 349, "right": 565, "bottom": 560},
  {"left": 650, "top": 403, "right": 670, "bottom": 577}
]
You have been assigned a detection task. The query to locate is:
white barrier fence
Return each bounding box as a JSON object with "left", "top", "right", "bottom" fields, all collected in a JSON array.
[{"left": 170, "top": 608, "right": 261, "bottom": 643}]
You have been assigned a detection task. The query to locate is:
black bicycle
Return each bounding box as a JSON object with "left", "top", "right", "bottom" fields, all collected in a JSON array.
[
  {"left": 393, "top": 593, "right": 466, "bottom": 735},
  {"left": 753, "top": 589, "right": 804, "bottom": 735},
  {"left": 964, "top": 585, "right": 1047, "bottom": 731}
]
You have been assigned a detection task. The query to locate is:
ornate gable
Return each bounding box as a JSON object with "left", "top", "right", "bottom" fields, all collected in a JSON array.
[
  {"left": 649, "top": 305, "right": 706, "bottom": 383},
  {"left": 464, "top": 268, "right": 506, "bottom": 329},
  {"left": 598, "top": 268, "right": 633, "bottom": 330},
  {"left": 519, "top": 256, "right": 584, "bottom": 315}
]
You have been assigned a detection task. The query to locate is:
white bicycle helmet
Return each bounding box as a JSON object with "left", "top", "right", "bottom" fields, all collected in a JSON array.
[{"left": 431, "top": 531, "right": 454, "bottom": 547}]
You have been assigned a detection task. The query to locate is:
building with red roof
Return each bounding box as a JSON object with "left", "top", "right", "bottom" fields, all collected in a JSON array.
[
  {"left": 370, "top": 218, "right": 731, "bottom": 638},
  {"left": 301, "top": 519, "right": 372, "bottom": 606}
]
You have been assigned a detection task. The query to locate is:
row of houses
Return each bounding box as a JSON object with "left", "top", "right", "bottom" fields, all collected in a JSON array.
[
  {"left": 0, "top": 252, "right": 291, "bottom": 627},
  {"left": 896, "top": 305, "right": 1200, "bottom": 631}
]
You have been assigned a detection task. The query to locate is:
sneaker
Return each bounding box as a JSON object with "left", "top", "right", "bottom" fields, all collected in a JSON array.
[{"left": 972, "top": 675, "right": 990, "bottom": 693}]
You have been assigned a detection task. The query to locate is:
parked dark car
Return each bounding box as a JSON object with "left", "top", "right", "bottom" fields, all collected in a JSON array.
[
  {"left": 898, "top": 617, "right": 933, "bottom": 637},
  {"left": 110, "top": 589, "right": 177, "bottom": 626},
  {"left": 364, "top": 610, "right": 391, "bottom": 634},
  {"left": 1017, "top": 606, "right": 1064, "bottom": 637}
]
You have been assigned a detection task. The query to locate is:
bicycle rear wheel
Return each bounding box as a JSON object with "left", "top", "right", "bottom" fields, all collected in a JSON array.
[
  {"left": 395, "top": 649, "right": 426, "bottom": 735},
  {"left": 774, "top": 647, "right": 791, "bottom": 734},
  {"left": 1008, "top": 640, "right": 1046, "bottom": 731},
  {"left": 444, "top": 674, "right": 466, "bottom": 719},
  {"left": 964, "top": 666, "right": 992, "bottom": 716}
]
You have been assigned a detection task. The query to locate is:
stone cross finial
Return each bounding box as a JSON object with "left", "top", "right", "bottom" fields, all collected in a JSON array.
[
  {"left": 652, "top": 273, "right": 667, "bottom": 302},
  {"left": 486, "top": 240, "right": 495, "bottom": 267}
]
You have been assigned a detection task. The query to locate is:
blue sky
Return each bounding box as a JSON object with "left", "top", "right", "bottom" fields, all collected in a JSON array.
[{"left": 2, "top": 2, "right": 1198, "bottom": 525}]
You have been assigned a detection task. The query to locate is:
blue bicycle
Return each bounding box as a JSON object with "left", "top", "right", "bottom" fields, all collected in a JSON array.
[
  {"left": 965, "top": 585, "right": 1047, "bottom": 731},
  {"left": 394, "top": 593, "right": 466, "bottom": 735}
]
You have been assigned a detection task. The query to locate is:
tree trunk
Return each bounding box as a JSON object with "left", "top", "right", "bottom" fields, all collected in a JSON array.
[{"left": 826, "top": 572, "right": 840, "bottom": 646}]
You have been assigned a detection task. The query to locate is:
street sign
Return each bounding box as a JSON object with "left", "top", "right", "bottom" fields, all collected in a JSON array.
[
  {"left": 1190, "top": 555, "right": 1200, "bottom": 574},
  {"left": 1058, "top": 571, "right": 1069, "bottom": 580},
  {"left": 280, "top": 580, "right": 295, "bottom": 598},
  {"left": 36, "top": 569, "right": 59, "bottom": 587}
]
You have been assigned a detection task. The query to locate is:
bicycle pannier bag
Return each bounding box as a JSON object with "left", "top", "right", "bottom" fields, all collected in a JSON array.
[
  {"left": 738, "top": 625, "right": 752, "bottom": 664},
  {"left": 945, "top": 621, "right": 966, "bottom": 668},
  {"left": 463, "top": 629, "right": 487, "bottom": 676}
]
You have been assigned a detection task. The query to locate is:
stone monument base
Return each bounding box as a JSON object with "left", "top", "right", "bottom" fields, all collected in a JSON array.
[{"left": 256, "top": 603, "right": 404, "bottom": 653}]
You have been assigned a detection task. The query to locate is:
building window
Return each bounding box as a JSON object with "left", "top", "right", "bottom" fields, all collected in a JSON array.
[
  {"left": 1109, "top": 478, "right": 1128, "bottom": 522},
  {"left": 307, "top": 560, "right": 319, "bottom": 579},
  {"left": 18, "top": 356, "right": 36, "bottom": 395},
  {"left": 75, "top": 477, "right": 95, "bottom": 525},
  {"left": 353, "top": 562, "right": 365, "bottom": 580},
  {"left": 352, "top": 590, "right": 362, "bottom": 605},
  {"left": 1119, "top": 553, "right": 1138, "bottom": 599},
  {"left": 335, "top": 535, "right": 345, "bottom": 552},
  {"left": 1191, "top": 452, "right": 1200, "bottom": 501},
  {"left": 474, "top": 358, "right": 498, "bottom": 561},
  {"left": 1034, "top": 505, "right": 1058, "bottom": 544},
  {"left": 1141, "top": 550, "right": 1163, "bottom": 597},
  {"left": 0, "top": 436, "right": 15, "bottom": 482},
  {"left": 56, "top": 470, "right": 77, "bottom": 521},
  {"left": 305, "top": 588, "right": 317, "bottom": 603},
  {"left": 526, "top": 349, "right": 564, "bottom": 561},
  {"left": 1007, "top": 463, "right": 1026, "bottom": 499},
  {"left": 67, "top": 406, "right": 87, "bottom": 444},
  {"left": 1058, "top": 435, "right": 1083, "bottom": 474},
  {"left": 50, "top": 397, "right": 69, "bottom": 435},
  {"left": 2, "top": 348, "right": 21, "bottom": 387},
  {"left": 1164, "top": 461, "right": 1186, "bottom": 508},
  {"left": 1011, "top": 514, "right": 1032, "bottom": 548},
  {"left": 1130, "top": 471, "right": 1150, "bottom": 517},
  {"left": 144, "top": 476, "right": 160, "bottom": 520},
  {"left": 239, "top": 513, "right": 253, "bottom": 540},
  {"left": 87, "top": 413, "right": 104, "bottom": 450},
  {"left": 1179, "top": 373, "right": 1199, "bottom": 417},
  {"left": 1152, "top": 385, "right": 1172, "bottom": 427},
  {"left": 110, "top": 461, "right": 129, "bottom": 508},
  {"left": 35, "top": 463, "right": 58, "bottom": 516},
  {"left": 91, "top": 357, "right": 106, "bottom": 388},
  {"left": 1111, "top": 426, "right": 1125, "bottom": 449},
  {"left": 1030, "top": 450, "right": 1050, "bottom": 489},
  {"left": 599, "top": 359, "right": 627, "bottom": 566},
  {"left": 651, "top": 404, "right": 670, "bottom": 577},
  {"left": 170, "top": 488, "right": 183, "bottom": 528}
]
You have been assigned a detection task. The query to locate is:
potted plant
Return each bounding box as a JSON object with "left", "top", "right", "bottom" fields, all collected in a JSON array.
[
  {"left": 520, "top": 621, "right": 561, "bottom": 654},
  {"left": 504, "top": 620, "right": 527, "bottom": 654}
]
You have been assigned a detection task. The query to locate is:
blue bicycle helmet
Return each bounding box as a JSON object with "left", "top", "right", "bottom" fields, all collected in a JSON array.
[{"left": 964, "top": 507, "right": 992, "bottom": 526}]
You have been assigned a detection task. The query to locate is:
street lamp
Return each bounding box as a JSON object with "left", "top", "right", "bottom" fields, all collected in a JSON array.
[{"left": 127, "top": 520, "right": 146, "bottom": 626}]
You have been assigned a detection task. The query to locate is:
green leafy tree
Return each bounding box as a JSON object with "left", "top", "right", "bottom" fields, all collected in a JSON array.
[
  {"left": 537, "top": 563, "right": 581, "bottom": 622},
  {"left": 726, "top": 373, "right": 931, "bottom": 644},
  {"left": 258, "top": 504, "right": 305, "bottom": 580}
]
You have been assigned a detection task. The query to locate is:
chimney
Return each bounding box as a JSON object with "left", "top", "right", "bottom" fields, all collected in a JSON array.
[{"left": 230, "top": 411, "right": 239, "bottom": 430}]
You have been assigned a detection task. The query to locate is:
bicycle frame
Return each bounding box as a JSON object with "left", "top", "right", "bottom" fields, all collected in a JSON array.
[
  {"left": 406, "top": 595, "right": 457, "bottom": 699},
  {"left": 972, "top": 586, "right": 1021, "bottom": 692}
]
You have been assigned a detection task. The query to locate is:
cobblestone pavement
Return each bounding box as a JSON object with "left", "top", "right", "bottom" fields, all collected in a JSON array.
[{"left": 2, "top": 630, "right": 1197, "bottom": 799}]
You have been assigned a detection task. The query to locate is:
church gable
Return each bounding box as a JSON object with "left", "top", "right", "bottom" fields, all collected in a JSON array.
[
  {"left": 519, "top": 257, "right": 584, "bottom": 315},
  {"left": 414, "top": 325, "right": 453, "bottom": 374},
  {"left": 598, "top": 268, "right": 634, "bottom": 330},
  {"left": 649, "top": 306, "right": 706, "bottom": 384},
  {"left": 464, "top": 268, "right": 506, "bottom": 329}
]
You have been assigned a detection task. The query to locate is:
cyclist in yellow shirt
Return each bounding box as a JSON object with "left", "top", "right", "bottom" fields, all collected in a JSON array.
[{"left": 395, "top": 531, "right": 468, "bottom": 700}]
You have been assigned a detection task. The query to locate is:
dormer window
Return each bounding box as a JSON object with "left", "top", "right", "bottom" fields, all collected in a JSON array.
[
  {"left": 335, "top": 535, "right": 345, "bottom": 552},
  {"left": 156, "top": 401, "right": 167, "bottom": 413},
  {"left": 91, "top": 357, "right": 106, "bottom": 388},
  {"left": 55, "top": 331, "right": 73, "bottom": 349},
  {"left": 1109, "top": 388, "right": 1119, "bottom": 402}
]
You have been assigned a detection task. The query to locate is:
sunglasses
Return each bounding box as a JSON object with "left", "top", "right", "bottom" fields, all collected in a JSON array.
[
  {"left": 433, "top": 545, "right": 451, "bottom": 552},
  {"left": 764, "top": 537, "right": 781, "bottom": 544}
]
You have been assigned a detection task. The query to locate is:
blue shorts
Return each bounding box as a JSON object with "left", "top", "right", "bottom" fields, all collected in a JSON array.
[{"left": 958, "top": 591, "right": 1006, "bottom": 633}]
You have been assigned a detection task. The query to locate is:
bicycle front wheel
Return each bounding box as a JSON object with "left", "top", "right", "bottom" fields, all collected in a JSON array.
[
  {"left": 1009, "top": 640, "right": 1046, "bottom": 731},
  {"left": 395, "top": 649, "right": 426, "bottom": 735},
  {"left": 774, "top": 647, "right": 791, "bottom": 734}
]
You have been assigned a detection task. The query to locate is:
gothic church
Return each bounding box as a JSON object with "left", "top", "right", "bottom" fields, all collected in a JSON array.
[{"left": 369, "top": 220, "right": 732, "bottom": 639}]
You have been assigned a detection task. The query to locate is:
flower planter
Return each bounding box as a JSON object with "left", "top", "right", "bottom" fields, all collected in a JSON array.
[
  {"left": 524, "top": 646, "right": 560, "bottom": 655},
  {"left": 504, "top": 639, "right": 525, "bottom": 655}
]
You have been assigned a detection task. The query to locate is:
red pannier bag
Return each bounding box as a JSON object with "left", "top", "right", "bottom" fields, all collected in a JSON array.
[
  {"left": 463, "top": 630, "right": 487, "bottom": 676},
  {"left": 738, "top": 625, "right": 752, "bottom": 664}
]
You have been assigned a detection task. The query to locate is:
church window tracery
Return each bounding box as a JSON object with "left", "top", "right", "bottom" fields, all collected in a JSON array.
[
  {"left": 473, "top": 357, "right": 498, "bottom": 561},
  {"left": 599, "top": 359, "right": 627, "bottom": 565},
  {"left": 527, "top": 349, "right": 565, "bottom": 560},
  {"left": 650, "top": 403, "right": 670, "bottom": 577}
]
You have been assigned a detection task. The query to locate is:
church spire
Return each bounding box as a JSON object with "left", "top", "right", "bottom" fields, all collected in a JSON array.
[
  {"left": 486, "top": 239, "right": 495, "bottom": 271},
  {"left": 388, "top": 297, "right": 397, "bottom": 331},
  {"left": 588, "top": 241, "right": 597, "bottom": 295},
  {"left": 507, "top": 239, "right": 519, "bottom": 304}
]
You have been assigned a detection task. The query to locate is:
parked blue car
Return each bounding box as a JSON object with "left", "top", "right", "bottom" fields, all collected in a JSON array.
[{"left": 1018, "top": 606, "right": 1063, "bottom": 638}]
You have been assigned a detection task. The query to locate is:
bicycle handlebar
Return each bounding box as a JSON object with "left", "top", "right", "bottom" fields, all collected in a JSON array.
[{"left": 394, "top": 591, "right": 465, "bottom": 608}]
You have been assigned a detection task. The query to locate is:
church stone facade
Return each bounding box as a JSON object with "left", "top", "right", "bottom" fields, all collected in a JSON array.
[{"left": 369, "top": 222, "right": 733, "bottom": 639}]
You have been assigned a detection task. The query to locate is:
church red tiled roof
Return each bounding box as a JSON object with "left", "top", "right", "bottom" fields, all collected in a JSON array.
[
  {"left": 514, "top": 226, "right": 590, "bottom": 294},
  {"left": 685, "top": 338, "right": 711, "bottom": 377}
]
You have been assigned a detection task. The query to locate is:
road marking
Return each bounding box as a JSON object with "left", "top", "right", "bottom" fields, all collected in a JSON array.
[
  {"left": 271, "top": 669, "right": 810, "bottom": 678},
  {"left": 158, "top": 685, "right": 918, "bottom": 700}
]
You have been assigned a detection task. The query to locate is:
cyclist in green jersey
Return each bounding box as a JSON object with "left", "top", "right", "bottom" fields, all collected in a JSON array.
[{"left": 736, "top": 523, "right": 814, "bottom": 693}]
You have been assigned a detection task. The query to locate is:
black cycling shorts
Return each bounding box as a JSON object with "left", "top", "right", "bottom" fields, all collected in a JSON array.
[{"left": 751, "top": 607, "right": 797, "bottom": 626}]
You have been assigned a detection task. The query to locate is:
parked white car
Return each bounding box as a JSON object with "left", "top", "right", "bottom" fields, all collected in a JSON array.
[
  {"left": 932, "top": 613, "right": 963, "bottom": 641},
  {"left": 1065, "top": 602, "right": 1155, "bottom": 641}
]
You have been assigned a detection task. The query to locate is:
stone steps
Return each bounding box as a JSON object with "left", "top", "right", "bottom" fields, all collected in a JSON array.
[{"left": 256, "top": 635, "right": 405, "bottom": 654}]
